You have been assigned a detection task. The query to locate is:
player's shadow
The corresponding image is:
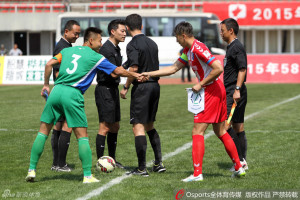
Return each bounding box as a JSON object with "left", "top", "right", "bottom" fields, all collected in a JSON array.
[
  {"left": 62, "top": 163, "right": 75, "bottom": 169},
  {"left": 122, "top": 165, "right": 137, "bottom": 172},
  {"left": 203, "top": 173, "right": 225, "bottom": 178},
  {"left": 217, "top": 162, "right": 232, "bottom": 170},
  {"left": 40, "top": 173, "right": 82, "bottom": 182}
]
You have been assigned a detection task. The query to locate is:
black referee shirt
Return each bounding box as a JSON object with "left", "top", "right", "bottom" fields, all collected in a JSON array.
[
  {"left": 126, "top": 34, "right": 159, "bottom": 83},
  {"left": 97, "top": 40, "right": 121, "bottom": 86},
  {"left": 53, "top": 38, "right": 72, "bottom": 70},
  {"left": 223, "top": 39, "right": 247, "bottom": 87}
]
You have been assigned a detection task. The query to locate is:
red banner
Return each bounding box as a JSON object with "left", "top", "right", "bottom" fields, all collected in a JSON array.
[
  {"left": 215, "top": 55, "right": 300, "bottom": 83},
  {"left": 203, "top": 2, "right": 300, "bottom": 26}
]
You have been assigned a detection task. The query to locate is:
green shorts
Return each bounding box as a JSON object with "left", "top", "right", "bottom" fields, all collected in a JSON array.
[{"left": 40, "top": 84, "right": 87, "bottom": 127}]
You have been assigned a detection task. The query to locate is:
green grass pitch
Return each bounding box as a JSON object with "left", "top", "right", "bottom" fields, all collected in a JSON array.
[{"left": 0, "top": 83, "right": 299, "bottom": 200}]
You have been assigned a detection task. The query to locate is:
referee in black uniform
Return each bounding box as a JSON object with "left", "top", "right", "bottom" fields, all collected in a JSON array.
[
  {"left": 121, "top": 14, "right": 166, "bottom": 176},
  {"left": 220, "top": 18, "right": 248, "bottom": 171},
  {"left": 95, "top": 19, "right": 126, "bottom": 168},
  {"left": 51, "top": 20, "right": 80, "bottom": 172}
]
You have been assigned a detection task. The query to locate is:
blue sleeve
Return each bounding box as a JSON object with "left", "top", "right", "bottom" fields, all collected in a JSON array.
[{"left": 96, "top": 58, "right": 117, "bottom": 75}]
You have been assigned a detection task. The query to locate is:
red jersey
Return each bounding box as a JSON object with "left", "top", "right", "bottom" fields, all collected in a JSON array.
[
  {"left": 178, "top": 40, "right": 217, "bottom": 84},
  {"left": 178, "top": 39, "right": 226, "bottom": 123}
]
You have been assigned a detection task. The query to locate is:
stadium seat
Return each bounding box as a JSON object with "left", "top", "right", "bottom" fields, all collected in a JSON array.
[
  {"left": 106, "top": 2, "right": 121, "bottom": 9},
  {"left": 159, "top": 2, "right": 175, "bottom": 8},
  {"left": 35, "top": 3, "right": 51, "bottom": 12},
  {"left": 123, "top": 2, "right": 139, "bottom": 9},
  {"left": 89, "top": 2, "right": 104, "bottom": 9},
  {"left": 141, "top": 2, "right": 157, "bottom": 9},
  {"left": 17, "top": 4, "right": 33, "bottom": 12},
  {"left": 52, "top": 3, "right": 65, "bottom": 12}
]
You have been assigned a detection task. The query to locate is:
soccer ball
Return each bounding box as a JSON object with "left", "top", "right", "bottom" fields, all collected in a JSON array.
[{"left": 96, "top": 156, "right": 116, "bottom": 173}]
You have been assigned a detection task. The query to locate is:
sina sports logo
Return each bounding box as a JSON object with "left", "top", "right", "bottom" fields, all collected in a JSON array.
[
  {"left": 175, "top": 189, "right": 185, "bottom": 200},
  {"left": 191, "top": 92, "right": 202, "bottom": 104},
  {"left": 229, "top": 4, "right": 246, "bottom": 20}
]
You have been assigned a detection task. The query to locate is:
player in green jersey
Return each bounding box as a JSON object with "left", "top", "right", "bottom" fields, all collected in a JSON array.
[{"left": 26, "top": 27, "right": 143, "bottom": 184}]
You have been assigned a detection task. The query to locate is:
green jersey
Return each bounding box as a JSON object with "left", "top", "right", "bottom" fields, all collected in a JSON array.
[{"left": 53, "top": 46, "right": 117, "bottom": 94}]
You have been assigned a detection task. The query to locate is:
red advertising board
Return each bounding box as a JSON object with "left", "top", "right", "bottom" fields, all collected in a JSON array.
[
  {"left": 215, "top": 55, "right": 300, "bottom": 83},
  {"left": 203, "top": 2, "right": 300, "bottom": 26}
]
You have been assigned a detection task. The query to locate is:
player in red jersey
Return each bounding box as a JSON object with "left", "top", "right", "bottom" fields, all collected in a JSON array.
[{"left": 142, "top": 21, "right": 245, "bottom": 182}]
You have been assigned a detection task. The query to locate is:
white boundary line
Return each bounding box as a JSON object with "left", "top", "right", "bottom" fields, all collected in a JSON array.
[{"left": 76, "top": 94, "right": 300, "bottom": 200}]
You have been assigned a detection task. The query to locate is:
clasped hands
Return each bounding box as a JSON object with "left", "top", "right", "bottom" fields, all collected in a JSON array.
[{"left": 135, "top": 72, "right": 150, "bottom": 82}]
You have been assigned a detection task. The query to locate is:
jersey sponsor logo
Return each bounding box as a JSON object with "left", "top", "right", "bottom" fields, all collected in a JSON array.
[
  {"left": 194, "top": 43, "right": 203, "bottom": 52},
  {"left": 203, "top": 50, "right": 212, "bottom": 59}
]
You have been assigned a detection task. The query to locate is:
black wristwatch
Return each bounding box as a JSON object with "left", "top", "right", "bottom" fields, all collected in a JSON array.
[
  {"left": 235, "top": 86, "right": 240, "bottom": 90},
  {"left": 123, "top": 85, "right": 130, "bottom": 90}
]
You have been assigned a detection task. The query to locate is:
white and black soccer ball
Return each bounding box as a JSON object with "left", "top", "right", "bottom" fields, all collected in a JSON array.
[{"left": 96, "top": 156, "right": 116, "bottom": 173}]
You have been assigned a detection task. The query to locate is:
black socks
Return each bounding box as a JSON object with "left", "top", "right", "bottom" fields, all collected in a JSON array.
[
  {"left": 51, "top": 129, "right": 61, "bottom": 166},
  {"left": 135, "top": 135, "right": 147, "bottom": 170},
  {"left": 107, "top": 132, "right": 118, "bottom": 160},
  {"left": 96, "top": 134, "right": 106, "bottom": 159},
  {"left": 58, "top": 131, "right": 71, "bottom": 167},
  {"left": 147, "top": 129, "right": 162, "bottom": 165}
]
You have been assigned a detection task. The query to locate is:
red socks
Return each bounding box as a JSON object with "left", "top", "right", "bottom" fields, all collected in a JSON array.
[
  {"left": 192, "top": 135, "right": 205, "bottom": 176},
  {"left": 219, "top": 132, "right": 242, "bottom": 170}
]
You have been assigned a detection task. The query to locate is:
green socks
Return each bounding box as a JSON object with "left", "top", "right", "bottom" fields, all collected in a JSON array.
[
  {"left": 78, "top": 137, "right": 92, "bottom": 177},
  {"left": 29, "top": 132, "right": 48, "bottom": 170},
  {"left": 29, "top": 134, "right": 92, "bottom": 177}
]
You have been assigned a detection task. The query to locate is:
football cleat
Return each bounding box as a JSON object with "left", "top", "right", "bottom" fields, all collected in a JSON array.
[
  {"left": 125, "top": 168, "right": 149, "bottom": 177},
  {"left": 50, "top": 165, "right": 58, "bottom": 171},
  {"left": 152, "top": 161, "right": 166, "bottom": 173},
  {"left": 25, "top": 169, "right": 36, "bottom": 182},
  {"left": 230, "top": 159, "right": 248, "bottom": 172},
  {"left": 83, "top": 175, "right": 100, "bottom": 184},
  {"left": 181, "top": 174, "right": 203, "bottom": 182},
  {"left": 231, "top": 167, "right": 246, "bottom": 178},
  {"left": 241, "top": 159, "right": 248, "bottom": 170},
  {"left": 115, "top": 161, "right": 125, "bottom": 169},
  {"left": 56, "top": 164, "right": 73, "bottom": 172}
]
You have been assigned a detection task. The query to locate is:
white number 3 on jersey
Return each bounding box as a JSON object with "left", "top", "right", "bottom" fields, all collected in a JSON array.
[{"left": 67, "top": 54, "right": 81, "bottom": 74}]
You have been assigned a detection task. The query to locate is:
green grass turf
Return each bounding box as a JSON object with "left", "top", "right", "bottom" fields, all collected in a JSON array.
[{"left": 0, "top": 84, "right": 299, "bottom": 200}]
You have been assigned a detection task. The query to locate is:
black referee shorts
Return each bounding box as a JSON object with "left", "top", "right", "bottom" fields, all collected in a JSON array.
[
  {"left": 53, "top": 67, "right": 59, "bottom": 82},
  {"left": 52, "top": 67, "right": 66, "bottom": 123},
  {"left": 95, "top": 84, "right": 120, "bottom": 123},
  {"left": 130, "top": 82, "right": 160, "bottom": 124},
  {"left": 226, "top": 84, "right": 247, "bottom": 123}
]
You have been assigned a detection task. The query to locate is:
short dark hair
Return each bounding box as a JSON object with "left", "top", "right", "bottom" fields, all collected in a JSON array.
[
  {"left": 84, "top": 27, "right": 102, "bottom": 42},
  {"left": 125, "top": 14, "right": 142, "bottom": 31},
  {"left": 108, "top": 19, "right": 126, "bottom": 36},
  {"left": 64, "top": 20, "right": 80, "bottom": 31},
  {"left": 173, "top": 21, "right": 194, "bottom": 37},
  {"left": 220, "top": 18, "right": 239, "bottom": 35}
]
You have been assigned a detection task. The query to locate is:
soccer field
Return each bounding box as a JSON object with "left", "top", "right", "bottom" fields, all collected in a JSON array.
[{"left": 0, "top": 84, "right": 299, "bottom": 200}]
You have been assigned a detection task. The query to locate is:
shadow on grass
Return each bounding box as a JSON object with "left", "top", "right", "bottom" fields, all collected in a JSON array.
[
  {"left": 217, "top": 162, "right": 232, "bottom": 170},
  {"left": 40, "top": 173, "right": 83, "bottom": 182}
]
